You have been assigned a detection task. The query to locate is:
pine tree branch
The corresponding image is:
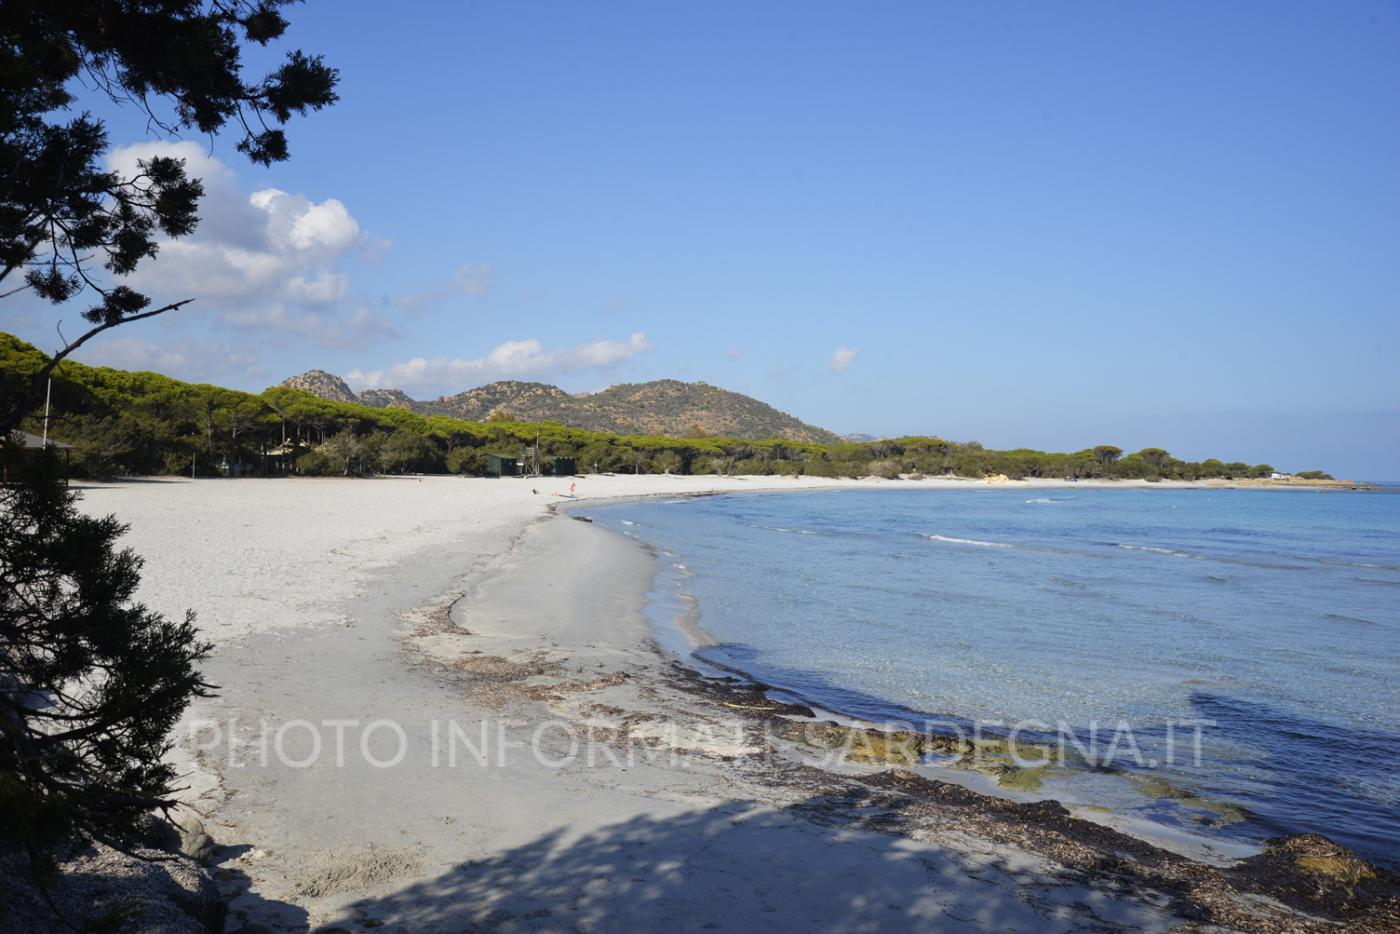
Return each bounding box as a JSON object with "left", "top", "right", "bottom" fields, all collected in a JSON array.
[{"left": 0, "top": 299, "right": 195, "bottom": 435}]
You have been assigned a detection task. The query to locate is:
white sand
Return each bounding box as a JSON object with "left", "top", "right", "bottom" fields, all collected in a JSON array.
[
  {"left": 80, "top": 473, "right": 1206, "bottom": 647},
  {"left": 73, "top": 475, "right": 1207, "bottom": 931},
  {"left": 81, "top": 475, "right": 908, "bottom": 643}
]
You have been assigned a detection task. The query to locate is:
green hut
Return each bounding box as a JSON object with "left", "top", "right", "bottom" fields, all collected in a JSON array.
[
  {"left": 484, "top": 452, "right": 520, "bottom": 478},
  {"left": 544, "top": 456, "right": 577, "bottom": 477}
]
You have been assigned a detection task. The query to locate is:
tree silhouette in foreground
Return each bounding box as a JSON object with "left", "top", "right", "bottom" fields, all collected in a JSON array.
[
  {"left": 0, "top": 452, "right": 212, "bottom": 849},
  {"left": 0, "top": 0, "right": 339, "bottom": 434},
  {"left": 0, "top": 0, "right": 338, "bottom": 870}
]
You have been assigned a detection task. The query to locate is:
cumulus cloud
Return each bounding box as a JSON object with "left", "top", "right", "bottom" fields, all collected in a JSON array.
[
  {"left": 105, "top": 141, "right": 391, "bottom": 347},
  {"left": 348, "top": 332, "right": 651, "bottom": 396},
  {"left": 829, "top": 346, "right": 859, "bottom": 372}
]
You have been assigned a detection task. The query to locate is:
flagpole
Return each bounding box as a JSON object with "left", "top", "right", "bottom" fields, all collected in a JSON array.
[{"left": 41, "top": 377, "right": 51, "bottom": 445}]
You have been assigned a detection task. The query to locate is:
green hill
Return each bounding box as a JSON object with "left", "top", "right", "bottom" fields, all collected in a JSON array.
[
  {"left": 1, "top": 332, "right": 1313, "bottom": 482},
  {"left": 281, "top": 371, "right": 840, "bottom": 443}
]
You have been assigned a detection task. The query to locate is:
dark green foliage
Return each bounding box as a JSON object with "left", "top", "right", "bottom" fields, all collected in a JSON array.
[
  {"left": 0, "top": 454, "right": 212, "bottom": 848},
  {"left": 446, "top": 447, "right": 486, "bottom": 476},
  {"left": 1092, "top": 445, "right": 1124, "bottom": 476},
  {"left": 1, "top": 0, "right": 339, "bottom": 305},
  {"left": 0, "top": 334, "right": 1321, "bottom": 483},
  {"left": 379, "top": 429, "right": 445, "bottom": 474},
  {"left": 0, "top": 2, "right": 336, "bottom": 861},
  {"left": 317, "top": 430, "right": 367, "bottom": 476},
  {"left": 0, "top": 0, "right": 338, "bottom": 434}
]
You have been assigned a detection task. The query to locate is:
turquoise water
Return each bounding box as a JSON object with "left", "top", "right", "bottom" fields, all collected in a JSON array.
[{"left": 591, "top": 487, "right": 1400, "bottom": 866}]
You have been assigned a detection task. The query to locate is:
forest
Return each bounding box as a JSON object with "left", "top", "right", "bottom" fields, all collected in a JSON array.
[{"left": 2, "top": 334, "right": 1325, "bottom": 482}]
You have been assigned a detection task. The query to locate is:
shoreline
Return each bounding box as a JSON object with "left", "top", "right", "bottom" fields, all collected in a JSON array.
[
  {"left": 564, "top": 494, "right": 1307, "bottom": 861},
  {"left": 426, "top": 504, "right": 1397, "bottom": 931},
  {"left": 68, "top": 476, "right": 1397, "bottom": 931},
  {"left": 579, "top": 487, "right": 1400, "bottom": 869}
]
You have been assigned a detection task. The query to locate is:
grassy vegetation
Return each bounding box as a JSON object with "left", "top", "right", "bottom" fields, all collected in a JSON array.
[{"left": 3, "top": 333, "right": 1319, "bottom": 481}]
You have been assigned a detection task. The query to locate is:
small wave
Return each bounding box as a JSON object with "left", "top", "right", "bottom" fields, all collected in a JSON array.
[
  {"left": 1118, "top": 543, "right": 1193, "bottom": 558},
  {"left": 1025, "top": 497, "right": 1055, "bottom": 505},
  {"left": 922, "top": 533, "right": 1013, "bottom": 548},
  {"left": 751, "top": 524, "right": 818, "bottom": 535},
  {"left": 620, "top": 519, "right": 637, "bottom": 526},
  {"left": 1323, "top": 612, "right": 1378, "bottom": 626},
  {"left": 1354, "top": 577, "right": 1400, "bottom": 587}
]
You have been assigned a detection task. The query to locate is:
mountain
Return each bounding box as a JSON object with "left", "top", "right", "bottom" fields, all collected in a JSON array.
[
  {"left": 424, "top": 380, "right": 574, "bottom": 422},
  {"left": 280, "top": 369, "right": 357, "bottom": 404},
  {"left": 278, "top": 372, "right": 839, "bottom": 443},
  {"left": 357, "top": 387, "right": 415, "bottom": 409}
]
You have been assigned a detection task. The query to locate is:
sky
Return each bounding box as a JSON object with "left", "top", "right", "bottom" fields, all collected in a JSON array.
[{"left": 5, "top": 1, "right": 1398, "bottom": 478}]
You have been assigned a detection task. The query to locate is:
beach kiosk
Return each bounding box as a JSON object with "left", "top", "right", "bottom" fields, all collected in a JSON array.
[
  {"left": 545, "top": 456, "right": 577, "bottom": 476},
  {"left": 485, "top": 452, "right": 520, "bottom": 478},
  {"left": 3, "top": 431, "right": 75, "bottom": 482}
]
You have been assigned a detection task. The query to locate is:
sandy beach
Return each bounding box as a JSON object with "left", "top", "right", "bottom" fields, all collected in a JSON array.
[{"left": 73, "top": 475, "right": 1394, "bottom": 932}]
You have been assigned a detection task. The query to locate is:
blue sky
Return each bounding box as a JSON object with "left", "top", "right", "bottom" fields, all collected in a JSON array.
[{"left": 6, "top": 1, "right": 1398, "bottom": 477}]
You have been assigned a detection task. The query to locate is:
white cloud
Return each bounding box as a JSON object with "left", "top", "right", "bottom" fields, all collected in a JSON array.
[
  {"left": 250, "top": 188, "right": 360, "bottom": 253},
  {"left": 829, "top": 346, "right": 859, "bottom": 372},
  {"left": 105, "top": 141, "right": 386, "bottom": 346},
  {"left": 284, "top": 271, "right": 349, "bottom": 305},
  {"left": 395, "top": 262, "right": 494, "bottom": 314},
  {"left": 223, "top": 305, "right": 398, "bottom": 349},
  {"left": 76, "top": 336, "right": 262, "bottom": 380},
  {"left": 348, "top": 332, "right": 651, "bottom": 396},
  {"left": 453, "top": 263, "right": 494, "bottom": 297}
]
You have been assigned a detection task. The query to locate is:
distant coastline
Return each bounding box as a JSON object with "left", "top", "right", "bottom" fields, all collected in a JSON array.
[{"left": 2, "top": 332, "right": 1340, "bottom": 485}]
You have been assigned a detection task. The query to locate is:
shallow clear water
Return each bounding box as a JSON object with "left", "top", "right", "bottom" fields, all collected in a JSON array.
[{"left": 591, "top": 487, "right": 1400, "bottom": 867}]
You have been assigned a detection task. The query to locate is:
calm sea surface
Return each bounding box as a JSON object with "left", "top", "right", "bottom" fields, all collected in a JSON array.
[{"left": 591, "top": 487, "right": 1400, "bottom": 866}]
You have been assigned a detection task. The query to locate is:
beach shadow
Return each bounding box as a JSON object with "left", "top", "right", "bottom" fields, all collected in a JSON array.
[
  {"left": 0, "top": 840, "right": 305, "bottom": 934},
  {"left": 325, "top": 794, "right": 1166, "bottom": 932},
  {"left": 212, "top": 846, "right": 312, "bottom": 933}
]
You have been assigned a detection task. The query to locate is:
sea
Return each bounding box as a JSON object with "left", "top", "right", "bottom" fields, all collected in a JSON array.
[{"left": 590, "top": 486, "right": 1400, "bottom": 867}]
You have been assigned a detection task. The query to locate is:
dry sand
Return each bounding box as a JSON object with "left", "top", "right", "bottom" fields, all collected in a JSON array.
[{"left": 70, "top": 475, "right": 1369, "bottom": 932}]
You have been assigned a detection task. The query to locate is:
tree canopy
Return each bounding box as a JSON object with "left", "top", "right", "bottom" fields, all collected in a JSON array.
[
  {"left": 0, "top": 0, "right": 338, "bottom": 431},
  {"left": 1, "top": 333, "right": 1305, "bottom": 484}
]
